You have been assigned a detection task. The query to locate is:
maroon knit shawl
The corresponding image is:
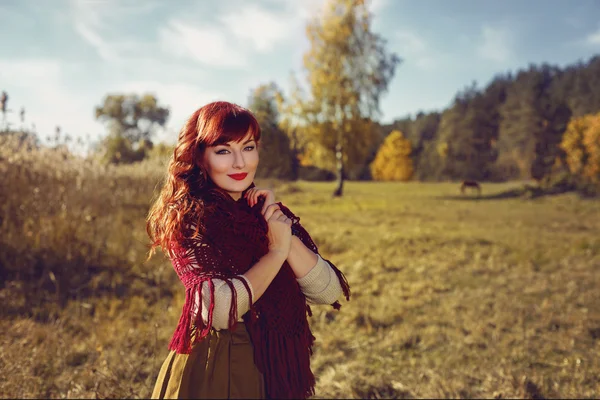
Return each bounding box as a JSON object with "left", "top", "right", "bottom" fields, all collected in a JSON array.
[{"left": 167, "top": 182, "right": 350, "bottom": 399}]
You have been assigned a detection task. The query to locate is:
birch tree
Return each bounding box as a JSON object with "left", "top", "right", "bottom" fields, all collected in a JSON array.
[{"left": 300, "top": 0, "right": 400, "bottom": 196}]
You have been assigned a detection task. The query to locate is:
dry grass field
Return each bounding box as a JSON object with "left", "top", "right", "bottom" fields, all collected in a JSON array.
[{"left": 1, "top": 141, "right": 599, "bottom": 398}]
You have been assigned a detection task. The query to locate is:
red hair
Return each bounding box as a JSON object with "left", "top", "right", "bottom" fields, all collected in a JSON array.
[{"left": 146, "top": 101, "right": 261, "bottom": 260}]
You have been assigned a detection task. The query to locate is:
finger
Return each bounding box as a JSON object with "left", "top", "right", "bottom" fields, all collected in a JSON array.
[
  {"left": 264, "top": 205, "right": 282, "bottom": 221},
  {"left": 277, "top": 214, "right": 290, "bottom": 224},
  {"left": 253, "top": 191, "right": 261, "bottom": 206},
  {"left": 262, "top": 199, "right": 276, "bottom": 215},
  {"left": 244, "top": 189, "right": 254, "bottom": 203},
  {"left": 270, "top": 210, "right": 285, "bottom": 221},
  {"left": 266, "top": 191, "right": 275, "bottom": 205},
  {"left": 249, "top": 190, "right": 258, "bottom": 207},
  {"left": 259, "top": 190, "right": 273, "bottom": 205},
  {"left": 265, "top": 207, "right": 281, "bottom": 221}
]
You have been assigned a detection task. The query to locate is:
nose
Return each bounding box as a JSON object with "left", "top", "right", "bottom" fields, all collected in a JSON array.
[{"left": 232, "top": 149, "right": 246, "bottom": 169}]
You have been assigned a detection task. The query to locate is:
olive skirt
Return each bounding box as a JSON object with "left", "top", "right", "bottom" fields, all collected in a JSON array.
[{"left": 151, "top": 322, "right": 265, "bottom": 399}]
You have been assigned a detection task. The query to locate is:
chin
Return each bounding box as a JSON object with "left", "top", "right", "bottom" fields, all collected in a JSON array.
[{"left": 221, "top": 177, "right": 253, "bottom": 192}]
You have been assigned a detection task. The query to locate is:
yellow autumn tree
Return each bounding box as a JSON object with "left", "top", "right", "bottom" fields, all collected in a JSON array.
[
  {"left": 370, "top": 130, "right": 414, "bottom": 181},
  {"left": 299, "top": 0, "right": 400, "bottom": 196},
  {"left": 560, "top": 111, "right": 600, "bottom": 185}
]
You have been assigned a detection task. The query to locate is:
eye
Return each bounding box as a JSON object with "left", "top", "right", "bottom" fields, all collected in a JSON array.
[
  {"left": 244, "top": 145, "right": 255, "bottom": 151},
  {"left": 215, "top": 149, "right": 229, "bottom": 155}
]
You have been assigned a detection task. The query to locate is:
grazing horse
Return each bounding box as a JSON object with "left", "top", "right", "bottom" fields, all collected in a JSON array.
[{"left": 460, "top": 180, "right": 481, "bottom": 196}]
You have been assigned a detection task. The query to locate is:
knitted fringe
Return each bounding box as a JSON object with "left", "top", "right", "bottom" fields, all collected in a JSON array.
[
  {"left": 247, "top": 322, "right": 316, "bottom": 399},
  {"left": 324, "top": 257, "right": 351, "bottom": 310},
  {"left": 168, "top": 276, "right": 252, "bottom": 354}
]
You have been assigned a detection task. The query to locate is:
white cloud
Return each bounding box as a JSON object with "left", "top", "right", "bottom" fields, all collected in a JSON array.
[
  {"left": 585, "top": 26, "right": 600, "bottom": 45},
  {"left": 158, "top": 20, "right": 248, "bottom": 68},
  {"left": 70, "top": 0, "right": 116, "bottom": 61},
  {"left": 476, "top": 24, "right": 515, "bottom": 63},
  {"left": 394, "top": 30, "right": 436, "bottom": 70},
  {"left": 0, "top": 58, "right": 226, "bottom": 147},
  {"left": 370, "top": 0, "right": 390, "bottom": 15},
  {"left": 69, "top": 0, "right": 160, "bottom": 63},
  {"left": 158, "top": 2, "right": 304, "bottom": 69},
  {"left": 268, "top": 0, "right": 326, "bottom": 19},
  {"left": 74, "top": 22, "right": 119, "bottom": 62},
  {"left": 396, "top": 30, "right": 427, "bottom": 53},
  {"left": 0, "top": 58, "right": 100, "bottom": 144},
  {"left": 0, "top": 59, "right": 61, "bottom": 83},
  {"left": 220, "top": 5, "right": 292, "bottom": 52}
]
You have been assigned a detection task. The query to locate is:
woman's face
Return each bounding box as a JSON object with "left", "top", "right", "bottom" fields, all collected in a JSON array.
[{"left": 201, "top": 132, "right": 259, "bottom": 200}]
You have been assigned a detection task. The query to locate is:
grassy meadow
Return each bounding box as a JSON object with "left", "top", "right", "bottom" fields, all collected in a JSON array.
[{"left": 1, "top": 140, "right": 600, "bottom": 398}]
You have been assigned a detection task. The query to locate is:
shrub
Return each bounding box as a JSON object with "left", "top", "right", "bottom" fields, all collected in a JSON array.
[{"left": 370, "top": 130, "right": 414, "bottom": 181}]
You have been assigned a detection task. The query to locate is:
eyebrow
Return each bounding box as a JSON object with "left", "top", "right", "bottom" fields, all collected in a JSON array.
[{"left": 219, "top": 139, "right": 255, "bottom": 147}]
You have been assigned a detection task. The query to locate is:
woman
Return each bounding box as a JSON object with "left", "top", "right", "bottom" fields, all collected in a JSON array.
[{"left": 146, "top": 101, "right": 350, "bottom": 399}]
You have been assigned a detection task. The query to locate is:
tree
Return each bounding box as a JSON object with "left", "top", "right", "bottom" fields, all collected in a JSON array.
[
  {"left": 276, "top": 73, "right": 310, "bottom": 181},
  {"left": 95, "top": 94, "right": 169, "bottom": 144},
  {"left": 496, "top": 65, "right": 571, "bottom": 182},
  {"left": 407, "top": 112, "right": 441, "bottom": 180},
  {"left": 437, "top": 78, "right": 508, "bottom": 181},
  {"left": 96, "top": 133, "right": 146, "bottom": 164},
  {"left": 560, "top": 111, "right": 600, "bottom": 186},
  {"left": 300, "top": 0, "right": 400, "bottom": 196},
  {"left": 559, "top": 56, "right": 600, "bottom": 118},
  {"left": 370, "top": 130, "right": 413, "bottom": 181},
  {"left": 247, "top": 83, "right": 294, "bottom": 179},
  {"left": 435, "top": 84, "right": 479, "bottom": 180}
]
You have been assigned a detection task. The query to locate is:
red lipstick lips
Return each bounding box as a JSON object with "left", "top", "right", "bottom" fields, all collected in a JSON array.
[{"left": 228, "top": 173, "right": 248, "bottom": 181}]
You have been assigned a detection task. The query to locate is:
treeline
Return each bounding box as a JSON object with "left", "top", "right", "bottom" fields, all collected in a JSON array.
[
  {"left": 67, "top": 54, "right": 600, "bottom": 196},
  {"left": 378, "top": 56, "right": 600, "bottom": 183},
  {"left": 1, "top": 0, "right": 598, "bottom": 196},
  {"left": 3, "top": 56, "right": 599, "bottom": 194}
]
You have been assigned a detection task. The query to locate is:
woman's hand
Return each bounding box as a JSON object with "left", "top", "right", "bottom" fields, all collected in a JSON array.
[
  {"left": 263, "top": 203, "right": 293, "bottom": 256},
  {"left": 244, "top": 187, "right": 275, "bottom": 214}
]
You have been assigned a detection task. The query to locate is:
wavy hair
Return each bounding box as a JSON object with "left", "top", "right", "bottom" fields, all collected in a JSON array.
[{"left": 146, "top": 101, "right": 261, "bottom": 260}]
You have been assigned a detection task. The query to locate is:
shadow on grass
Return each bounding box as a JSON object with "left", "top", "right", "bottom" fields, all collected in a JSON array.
[
  {"left": 0, "top": 239, "right": 174, "bottom": 322},
  {"left": 436, "top": 188, "right": 524, "bottom": 201},
  {"left": 436, "top": 184, "right": 586, "bottom": 201}
]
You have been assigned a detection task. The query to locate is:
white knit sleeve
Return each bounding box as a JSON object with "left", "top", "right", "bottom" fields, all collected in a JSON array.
[
  {"left": 296, "top": 254, "right": 343, "bottom": 305},
  {"left": 191, "top": 276, "right": 254, "bottom": 331}
]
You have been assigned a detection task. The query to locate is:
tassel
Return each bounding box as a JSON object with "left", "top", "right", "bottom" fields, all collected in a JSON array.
[
  {"left": 246, "top": 322, "right": 316, "bottom": 399},
  {"left": 239, "top": 275, "right": 257, "bottom": 322},
  {"left": 225, "top": 279, "right": 238, "bottom": 332},
  {"left": 168, "top": 287, "right": 194, "bottom": 354},
  {"left": 324, "top": 257, "right": 351, "bottom": 306},
  {"left": 169, "top": 278, "right": 220, "bottom": 353},
  {"left": 202, "top": 279, "right": 215, "bottom": 339}
]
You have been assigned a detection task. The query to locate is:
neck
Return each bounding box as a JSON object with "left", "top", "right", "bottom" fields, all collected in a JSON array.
[
  {"left": 227, "top": 191, "right": 242, "bottom": 201},
  {"left": 204, "top": 180, "right": 255, "bottom": 203}
]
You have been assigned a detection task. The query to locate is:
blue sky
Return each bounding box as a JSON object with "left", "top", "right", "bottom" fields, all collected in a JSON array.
[{"left": 1, "top": 0, "right": 599, "bottom": 149}]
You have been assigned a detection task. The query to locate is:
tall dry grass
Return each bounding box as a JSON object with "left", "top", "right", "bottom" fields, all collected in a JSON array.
[
  {"left": 1, "top": 135, "right": 599, "bottom": 398},
  {"left": 0, "top": 134, "right": 177, "bottom": 398}
]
